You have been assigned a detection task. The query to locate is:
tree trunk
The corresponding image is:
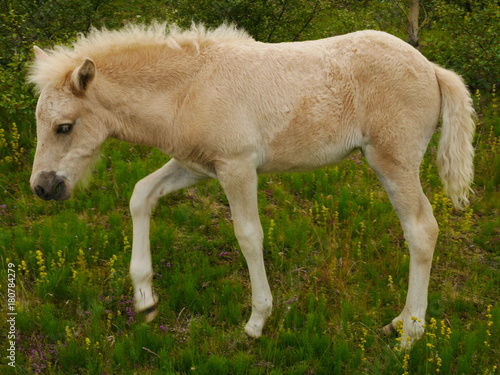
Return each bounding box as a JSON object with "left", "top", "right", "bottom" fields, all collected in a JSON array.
[{"left": 407, "top": 0, "right": 419, "bottom": 48}]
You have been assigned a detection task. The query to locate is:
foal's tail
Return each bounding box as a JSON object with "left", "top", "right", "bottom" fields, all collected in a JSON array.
[{"left": 433, "top": 63, "right": 476, "bottom": 209}]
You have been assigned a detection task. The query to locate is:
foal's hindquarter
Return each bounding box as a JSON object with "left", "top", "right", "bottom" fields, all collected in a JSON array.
[{"left": 129, "top": 31, "right": 442, "bottom": 346}]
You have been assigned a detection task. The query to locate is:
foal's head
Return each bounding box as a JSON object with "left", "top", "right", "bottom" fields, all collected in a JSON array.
[{"left": 30, "top": 47, "right": 110, "bottom": 200}]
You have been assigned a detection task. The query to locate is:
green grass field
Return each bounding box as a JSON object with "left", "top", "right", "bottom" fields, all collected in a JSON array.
[{"left": 0, "top": 88, "right": 498, "bottom": 374}]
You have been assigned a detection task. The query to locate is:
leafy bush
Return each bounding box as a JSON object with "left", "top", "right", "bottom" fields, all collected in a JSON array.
[{"left": 422, "top": 0, "right": 499, "bottom": 90}]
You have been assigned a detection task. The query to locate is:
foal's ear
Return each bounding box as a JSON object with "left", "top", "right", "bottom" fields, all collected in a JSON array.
[
  {"left": 33, "top": 46, "right": 49, "bottom": 61},
  {"left": 71, "top": 58, "right": 96, "bottom": 95}
]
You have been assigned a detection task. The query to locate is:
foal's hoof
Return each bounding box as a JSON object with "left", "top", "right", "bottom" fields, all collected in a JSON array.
[
  {"left": 244, "top": 312, "right": 268, "bottom": 338},
  {"left": 382, "top": 322, "right": 397, "bottom": 336},
  {"left": 139, "top": 303, "right": 159, "bottom": 323},
  {"left": 244, "top": 323, "right": 263, "bottom": 338}
]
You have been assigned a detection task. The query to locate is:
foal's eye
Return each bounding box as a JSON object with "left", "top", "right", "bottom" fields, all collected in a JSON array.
[{"left": 56, "top": 123, "right": 73, "bottom": 134}]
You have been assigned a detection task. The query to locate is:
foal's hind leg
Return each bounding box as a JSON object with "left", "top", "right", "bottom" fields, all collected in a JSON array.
[
  {"left": 129, "top": 159, "right": 204, "bottom": 321},
  {"left": 365, "top": 146, "right": 438, "bottom": 348}
]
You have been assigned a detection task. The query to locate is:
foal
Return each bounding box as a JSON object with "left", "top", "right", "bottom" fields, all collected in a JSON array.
[{"left": 29, "top": 24, "right": 475, "bottom": 348}]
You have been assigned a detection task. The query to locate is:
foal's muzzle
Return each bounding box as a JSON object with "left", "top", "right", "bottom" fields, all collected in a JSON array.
[{"left": 32, "top": 171, "right": 71, "bottom": 201}]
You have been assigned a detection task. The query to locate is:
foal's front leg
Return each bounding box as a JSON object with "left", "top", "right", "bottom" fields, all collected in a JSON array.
[
  {"left": 129, "top": 159, "right": 203, "bottom": 321},
  {"left": 217, "top": 161, "right": 273, "bottom": 338}
]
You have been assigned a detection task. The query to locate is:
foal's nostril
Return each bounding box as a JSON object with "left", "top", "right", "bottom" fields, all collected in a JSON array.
[{"left": 35, "top": 185, "right": 46, "bottom": 198}]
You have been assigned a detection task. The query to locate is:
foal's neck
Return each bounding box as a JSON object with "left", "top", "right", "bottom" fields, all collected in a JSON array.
[{"left": 98, "top": 48, "right": 207, "bottom": 154}]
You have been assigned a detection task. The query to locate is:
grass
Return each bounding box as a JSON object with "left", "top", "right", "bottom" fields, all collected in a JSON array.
[{"left": 0, "top": 88, "right": 499, "bottom": 374}]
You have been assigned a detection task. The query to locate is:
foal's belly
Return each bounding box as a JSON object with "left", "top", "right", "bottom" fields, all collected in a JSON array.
[{"left": 257, "top": 141, "right": 356, "bottom": 174}]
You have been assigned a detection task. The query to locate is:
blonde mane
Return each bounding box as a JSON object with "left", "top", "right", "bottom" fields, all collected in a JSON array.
[{"left": 29, "top": 23, "right": 253, "bottom": 92}]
